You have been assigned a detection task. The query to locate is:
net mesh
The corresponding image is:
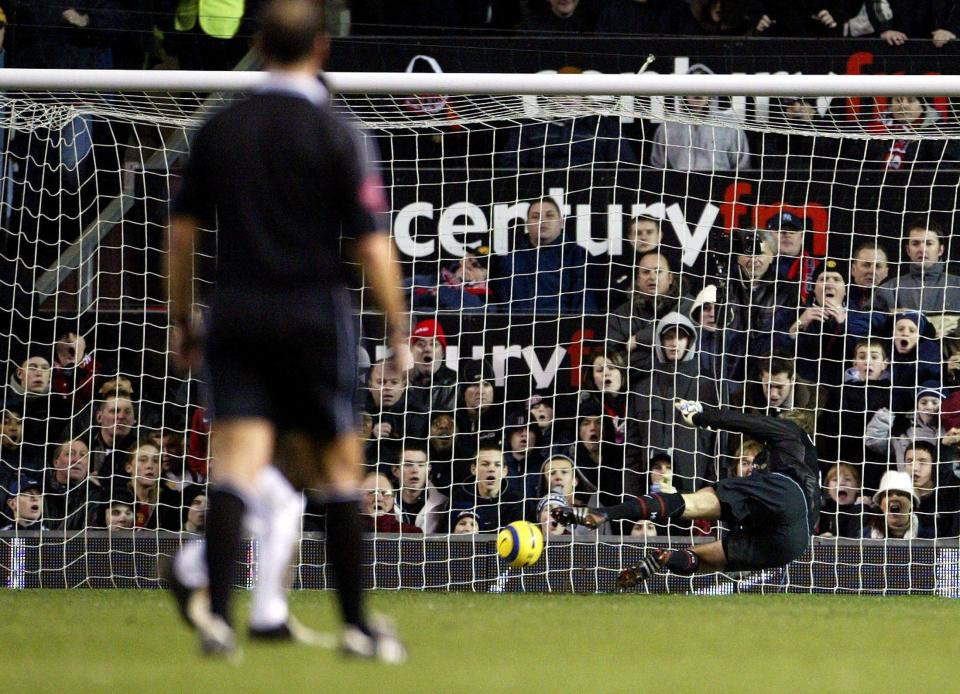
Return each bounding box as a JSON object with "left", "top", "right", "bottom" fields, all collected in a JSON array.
[{"left": 1, "top": 82, "right": 959, "bottom": 593}]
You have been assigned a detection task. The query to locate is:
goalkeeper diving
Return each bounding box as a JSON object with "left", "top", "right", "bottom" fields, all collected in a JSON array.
[{"left": 552, "top": 400, "right": 820, "bottom": 587}]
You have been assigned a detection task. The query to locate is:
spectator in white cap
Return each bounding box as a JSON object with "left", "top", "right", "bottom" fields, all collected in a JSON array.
[{"left": 865, "top": 470, "right": 930, "bottom": 539}]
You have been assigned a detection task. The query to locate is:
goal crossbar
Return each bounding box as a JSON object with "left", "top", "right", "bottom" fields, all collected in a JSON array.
[{"left": 4, "top": 69, "right": 960, "bottom": 97}]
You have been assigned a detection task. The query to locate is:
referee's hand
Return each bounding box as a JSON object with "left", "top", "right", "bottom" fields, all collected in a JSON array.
[
  {"left": 389, "top": 339, "right": 411, "bottom": 374},
  {"left": 171, "top": 316, "right": 203, "bottom": 372},
  {"left": 387, "top": 316, "right": 411, "bottom": 373}
]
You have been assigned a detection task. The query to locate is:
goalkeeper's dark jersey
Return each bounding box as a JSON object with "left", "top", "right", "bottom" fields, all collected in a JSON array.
[{"left": 695, "top": 407, "right": 821, "bottom": 531}]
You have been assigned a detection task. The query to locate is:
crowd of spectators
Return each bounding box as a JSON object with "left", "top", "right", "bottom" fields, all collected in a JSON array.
[
  {"left": 0, "top": 2, "right": 261, "bottom": 71},
  {"left": 4, "top": 210, "right": 960, "bottom": 543},
  {"left": 353, "top": 0, "right": 960, "bottom": 44},
  {"left": 355, "top": 207, "right": 960, "bottom": 542},
  {"left": 2, "top": 1, "right": 960, "bottom": 75},
  {"left": 3, "top": 1, "right": 960, "bottom": 550}
]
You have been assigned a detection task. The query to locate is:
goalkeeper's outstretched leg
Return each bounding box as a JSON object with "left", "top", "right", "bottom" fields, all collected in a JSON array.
[
  {"left": 552, "top": 486, "right": 729, "bottom": 586},
  {"left": 553, "top": 398, "right": 820, "bottom": 589}
]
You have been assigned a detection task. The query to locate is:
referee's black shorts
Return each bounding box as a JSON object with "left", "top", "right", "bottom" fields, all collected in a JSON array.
[
  {"left": 714, "top": 471, "right": 811, "bottom": 572},
  {"left": 203, "top": 286, "right": 358, "bottom": 442}
]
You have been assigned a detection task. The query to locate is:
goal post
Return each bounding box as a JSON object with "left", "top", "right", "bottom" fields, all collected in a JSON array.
[{"left": 0, "top": 70, "right": 958, "bottom": 595}]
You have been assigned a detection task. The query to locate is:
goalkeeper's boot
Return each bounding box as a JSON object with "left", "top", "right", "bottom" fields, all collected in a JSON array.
[
  {"left": 341, "top": 615, "right": 408, "bottom": 665},
  {"left": 550, "top": 503, "right": 608, "bottom": 529},
  {"left": 616, "top": 549, "right": 669, "bottom": 589},
  {"left": 249, "top": 615, "right": 337, "bottom": 648}
]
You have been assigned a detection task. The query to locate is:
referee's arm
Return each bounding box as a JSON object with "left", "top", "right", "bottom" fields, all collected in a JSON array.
[
  {"left": 354, "top": 230, "right": 407, "bottom": 360},
  {"left": 166, "top": 214, "right": 202, "bottom": 366}
]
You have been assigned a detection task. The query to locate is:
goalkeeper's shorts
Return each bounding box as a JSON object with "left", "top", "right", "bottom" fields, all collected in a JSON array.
[{"left": 715, "top": 472, "right": 811, "bottom": 571}]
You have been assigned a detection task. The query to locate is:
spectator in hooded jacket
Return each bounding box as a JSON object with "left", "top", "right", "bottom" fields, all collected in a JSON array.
[
  {"left": 866, "top": 382, "right": 958, "bottom": 472},
  {"left": 627, "top": 312, "right": 719, "bottom": 493},
  {"left": 489, "top": 197, "right": 597, "bottom": 315},
  {"left": 650, "top": 91, "right": 751, "bottom": 172},
  {"left": 689, "top": 284, "right": 722, "bottom": 383},
  {"left": 502, "top": 411, "right": 544, "bottom": 500},
  {"left": 875, "top": 218, "right": 960, "bottom": 316}
]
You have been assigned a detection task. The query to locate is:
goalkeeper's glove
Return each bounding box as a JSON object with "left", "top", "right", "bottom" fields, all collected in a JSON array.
[{"left": 674, "top": 398, "right": 703, "bottom": 426}]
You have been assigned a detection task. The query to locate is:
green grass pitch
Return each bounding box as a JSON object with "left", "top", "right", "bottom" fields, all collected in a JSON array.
[{"left": 3, "top": 590, "right": 959, "bottom": 693}]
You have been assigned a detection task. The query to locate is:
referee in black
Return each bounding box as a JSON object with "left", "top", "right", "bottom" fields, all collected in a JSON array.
[
  {"left": 554, "top": 400, "right": 821, "bottom": 586},
  {"left": 167, "top": 0, "right": 407, "bottom": 659}
]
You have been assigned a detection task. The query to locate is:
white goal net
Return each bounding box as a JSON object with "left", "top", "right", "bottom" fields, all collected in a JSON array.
[{"left": 1, "top": 71, "right": 958, "bottom": 595}]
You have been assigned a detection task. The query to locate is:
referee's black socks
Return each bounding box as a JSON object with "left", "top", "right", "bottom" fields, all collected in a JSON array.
[
  {"left": 204, "top": 487, "right": 246, "bottom": 625},
  {"left": 603, "top": 492, "right": 686, "bottom": 523},
  {"left": 324, "top": 495, "right": 366, "bottom": 631}
]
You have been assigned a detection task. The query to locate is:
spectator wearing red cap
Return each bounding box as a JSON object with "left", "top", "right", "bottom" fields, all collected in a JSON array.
[{"left": 408, "top": 319, "right": 458, "bottom": 413}]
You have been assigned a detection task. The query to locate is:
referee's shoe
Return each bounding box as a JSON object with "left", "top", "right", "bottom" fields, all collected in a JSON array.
[
  {"left": 341, "top": 615, "right": 408, "bottom": 664},
  {"left": 160, "top": 556, "right": 240, "bottom": 662}
]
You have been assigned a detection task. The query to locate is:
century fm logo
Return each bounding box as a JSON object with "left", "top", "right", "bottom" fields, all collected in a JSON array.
[{"left": 392, "top": 186, "right": 718, "bottom": 269}]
